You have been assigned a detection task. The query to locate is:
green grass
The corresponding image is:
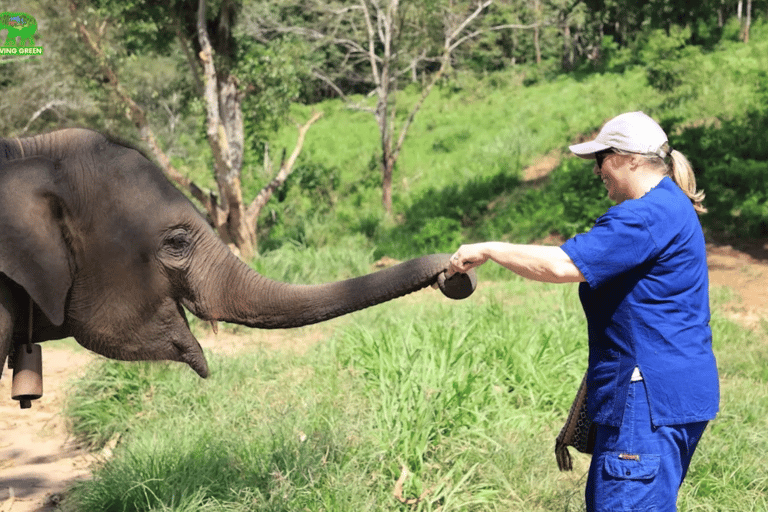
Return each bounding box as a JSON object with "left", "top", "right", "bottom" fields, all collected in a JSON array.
[
  {"left": 60, "top": 260, "right": 768, "bottom": 512},
  {"left": 255, "top": 68, "right": 660, "bottom": 255}
]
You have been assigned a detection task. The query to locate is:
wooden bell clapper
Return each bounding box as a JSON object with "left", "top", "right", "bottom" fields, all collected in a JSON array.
[{"left": 11, "top": 298, "right": 43, "bottom": 409}]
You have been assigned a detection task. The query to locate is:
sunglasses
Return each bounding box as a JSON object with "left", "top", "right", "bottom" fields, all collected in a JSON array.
[{"left": 595, "top": 149, "right": 614, "bottom": 169}]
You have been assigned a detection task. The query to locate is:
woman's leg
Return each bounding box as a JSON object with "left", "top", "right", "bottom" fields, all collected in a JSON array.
[{"left": 585, "top": 381, "right": 708, "bottom": 512}]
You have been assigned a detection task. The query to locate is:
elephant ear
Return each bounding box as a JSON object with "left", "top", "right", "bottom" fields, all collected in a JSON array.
[{"left": 0, "top": 156, "right": 73, "bottom": 326}]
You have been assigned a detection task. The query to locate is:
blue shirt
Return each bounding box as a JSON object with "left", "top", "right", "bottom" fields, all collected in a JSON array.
[{"left": 561, "top": 177, "right": 719, "bottom": 427}]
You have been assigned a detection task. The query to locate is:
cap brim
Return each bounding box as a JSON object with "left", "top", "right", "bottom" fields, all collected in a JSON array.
[{"left": 569, "top": 140, "right": 610, "bottom": 159}]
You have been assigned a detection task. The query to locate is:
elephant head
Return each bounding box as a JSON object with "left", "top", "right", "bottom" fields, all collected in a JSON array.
[{"left": 0, "top": 129, "right": 476, "bottom": 379}]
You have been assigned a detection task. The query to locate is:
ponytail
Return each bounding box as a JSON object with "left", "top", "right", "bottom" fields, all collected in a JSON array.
[{"left": 667, "top": 149, "right": 707, "bottom": 214}]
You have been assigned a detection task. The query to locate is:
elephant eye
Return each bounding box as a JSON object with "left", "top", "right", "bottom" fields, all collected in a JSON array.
[{"left": 163, "top": 228, "right": 192, "bottom": 257}]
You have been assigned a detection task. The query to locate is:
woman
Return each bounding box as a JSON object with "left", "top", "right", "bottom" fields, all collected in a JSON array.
[{"left": 448, "top": 111, "right": 719, "bottom": 511}]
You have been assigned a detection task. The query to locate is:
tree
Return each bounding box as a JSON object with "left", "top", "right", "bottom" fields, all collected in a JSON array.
[
  {"left": 67, "top": 0, "right": 320, "bottom": 258},
  {"left": 742, "top": 0, "right": 752, "bottom": 42},
  {"left": 251, "top": 0, "right": 536, "bottom": 215},
  {"left": 0, "top": 1, "right": 97, "bottom": 135}
]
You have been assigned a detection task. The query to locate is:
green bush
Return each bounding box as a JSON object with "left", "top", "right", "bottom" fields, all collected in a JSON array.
[
  {"left": 641, "top": 26, "right": 699, "bottom": 93},
  {"left": 671, "top": 102, "right": 768, "bottom": 237},
  {"left": 472, "top": 157, "right": 612, "bottom": 244},
  {"left": 548, "top": 158, "right": 615, "bottom": 237}
]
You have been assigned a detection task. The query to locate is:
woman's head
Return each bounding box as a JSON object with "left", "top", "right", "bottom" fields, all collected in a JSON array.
[{"left": 570, "top": 112, "right": 706, "bottom": 213}]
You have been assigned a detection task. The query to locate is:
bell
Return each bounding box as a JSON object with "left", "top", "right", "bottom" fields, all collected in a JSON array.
[{"left": 12, "top": 343, "right": 43, "bottom": 409}]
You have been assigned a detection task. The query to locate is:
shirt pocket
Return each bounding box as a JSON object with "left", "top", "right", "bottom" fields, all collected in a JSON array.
[{"left": 604, "top": 452, "right": 660, "bottom": 481}]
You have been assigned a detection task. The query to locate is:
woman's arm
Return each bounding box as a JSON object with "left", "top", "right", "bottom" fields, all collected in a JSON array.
[{"left": 448, "top": 242, "right": 585, "bottom": 284}]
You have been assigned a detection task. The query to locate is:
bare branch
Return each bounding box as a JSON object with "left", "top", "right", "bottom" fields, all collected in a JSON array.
[
  {"left": 21, "top": 100, "right": 71, "bottom": 134},
  {"left": 262, "top": 25, "right": 370, "bottom": 55},
  {"left": 311, "top": 69, "right": 349, "bottom": 100},
  {"left": 392, "top": 50, "right": 448, "bottom": 164},
  {"left": 347, "top": 102, "right": 377, "bottom": 114},
  {"left": 446, "top": 0, "right": 493, "bottom": 44},
  {"left": 176, "top": 21, "right": 204, "bottom": 96},
  {"left": 360, "top": 0, "right": 382, "bottom": 89},
  {"left": 449, "top": 22, "right": 542, "bottom": 53},
  {"left": 246, "top": 111, "right": 324, "bottom": 224},
  {"left": 197, "top": 0, "right": 230, "bottom": 178}
]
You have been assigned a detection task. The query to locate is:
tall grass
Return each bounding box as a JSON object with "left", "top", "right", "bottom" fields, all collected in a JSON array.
[{"left": 61, "top": 269, "right": 768, "bottom": 512}]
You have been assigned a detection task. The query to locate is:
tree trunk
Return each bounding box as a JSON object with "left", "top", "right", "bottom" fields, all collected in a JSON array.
[
  {"left": 362, "top": 0, "right": 398, "bottom": 216},
  {"left": 562, "top": 23, "right": 573, "bottom": 71},
  {"left": 717, "top": 0, "right": 724, "bottom": 28},
  {"left": 533, "top": 0, "right": 542, "bottom": 64},
  {"left": 197, "top": 0, "right": 255, "bottom": 258},
  {"left": 376, "top": 85, "right": 395, "bottom": 215},
  {"left": 744, "top": 0, "right": 752, "bottom": 43},
  {"left": 381, "top": 150, "right": 394, "bottom": 214},
  {"left": 378, "top": 80, "right": 395, "bottom": 215}
]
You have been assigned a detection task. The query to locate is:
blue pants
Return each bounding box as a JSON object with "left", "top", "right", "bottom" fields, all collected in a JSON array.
[{"left": 585, "top": 381, "right": 708, "bottom": 512}]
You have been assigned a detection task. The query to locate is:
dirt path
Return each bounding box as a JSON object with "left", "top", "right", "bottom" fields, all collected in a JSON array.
[
  {"left": 706, "top": 240, "right": 768, "bottom": 328},
  {"left": 0, "top": 243, "right": 766, "bottom": 512},
  {"left": 0, "top": 345, "right": 95, "bottom": 512}
]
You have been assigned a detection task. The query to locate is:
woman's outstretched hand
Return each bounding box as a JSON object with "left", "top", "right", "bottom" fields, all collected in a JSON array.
[{"left": 447, "top": 244, "right": 489, "bottom": 277}]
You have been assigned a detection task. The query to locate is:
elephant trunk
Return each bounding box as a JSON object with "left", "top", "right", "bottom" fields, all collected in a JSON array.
[{"left": 197, "top": 252, "right": 476, "bottom": 329}]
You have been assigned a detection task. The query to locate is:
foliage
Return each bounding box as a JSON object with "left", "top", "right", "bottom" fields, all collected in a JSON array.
[
  {"left": 671, "top": 104, "right": 768, "bottom": 237},
  {"left": 236, "top": 37, "right": 308, "bottom": 164},
  {"left": 642, "top": 26, "right": 702, "bottom": 92},
  {"left": 0, "top": 0, "right": 99, "bottom": 135}
]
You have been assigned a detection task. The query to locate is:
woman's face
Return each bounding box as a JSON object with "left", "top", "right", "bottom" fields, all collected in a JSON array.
[{"left": 593, "top": 150, "right": 634, "bottom": 203}]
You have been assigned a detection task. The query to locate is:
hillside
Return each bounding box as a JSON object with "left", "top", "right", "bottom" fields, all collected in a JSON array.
[{"left": 247, "top": 23, "right": 768, "bottom": 259}]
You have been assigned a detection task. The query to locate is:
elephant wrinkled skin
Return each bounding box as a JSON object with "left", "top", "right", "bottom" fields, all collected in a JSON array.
[{"left": 0, "top": 129, "right": 476, "bottom": 380}]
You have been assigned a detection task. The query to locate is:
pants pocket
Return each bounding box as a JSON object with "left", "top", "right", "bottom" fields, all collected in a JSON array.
[
  {"left": 595, "top": 452, "right": 661, "bottom": 511},
  {"left": 604, "top": 452, "right": 660, "bottom": 480}
]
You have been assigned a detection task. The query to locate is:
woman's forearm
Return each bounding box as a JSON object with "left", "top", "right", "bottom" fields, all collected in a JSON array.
[{"left": 449, "top": 242, "right": 585, "bottom": 283}]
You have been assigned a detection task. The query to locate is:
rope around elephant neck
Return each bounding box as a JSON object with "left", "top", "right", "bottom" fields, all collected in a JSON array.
[{"left": 15, "top": 138, "right": 24, "bottom": 158}]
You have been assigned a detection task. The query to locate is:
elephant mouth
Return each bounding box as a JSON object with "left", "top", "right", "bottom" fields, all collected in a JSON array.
[
  {"left": 173, "top": 302, "right": 210, "bottom": 378},
  {"left": 71, "top": 301, "right": 210, "bottom": 378}
]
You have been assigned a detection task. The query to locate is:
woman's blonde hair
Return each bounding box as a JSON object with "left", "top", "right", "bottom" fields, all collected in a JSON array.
[
  {"left": 666, "top": 147, "right": 707, "bottom": 214},
  {"left": 614, "top": 144, "right": 707, "bottom": 214}
]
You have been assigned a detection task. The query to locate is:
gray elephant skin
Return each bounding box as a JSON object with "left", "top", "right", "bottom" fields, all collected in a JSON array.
[{"left": 0, "top": 128, "right": 476, "bottom": 379}]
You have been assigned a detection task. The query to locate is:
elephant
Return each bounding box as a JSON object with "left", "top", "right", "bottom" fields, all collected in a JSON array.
[{"left": 0, "top": 128, "right": 476, "bottom": 383}]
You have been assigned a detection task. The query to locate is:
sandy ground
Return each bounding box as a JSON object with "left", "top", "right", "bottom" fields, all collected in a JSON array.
[
  {"left": 0, "top": 241, "right": 766, "bottom": 512},
  {"left": 0, "top": 345, "right": 95, "bottom": 512}
]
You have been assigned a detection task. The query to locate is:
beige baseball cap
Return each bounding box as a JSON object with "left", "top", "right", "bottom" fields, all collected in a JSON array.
[{"left": 569, "top": 111, "right": 669, "bottom": 160}]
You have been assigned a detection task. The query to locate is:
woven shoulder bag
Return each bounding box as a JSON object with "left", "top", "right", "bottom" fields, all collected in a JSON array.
[{"left": 554, "top": 371, "right": 596, "bottom": 471}]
